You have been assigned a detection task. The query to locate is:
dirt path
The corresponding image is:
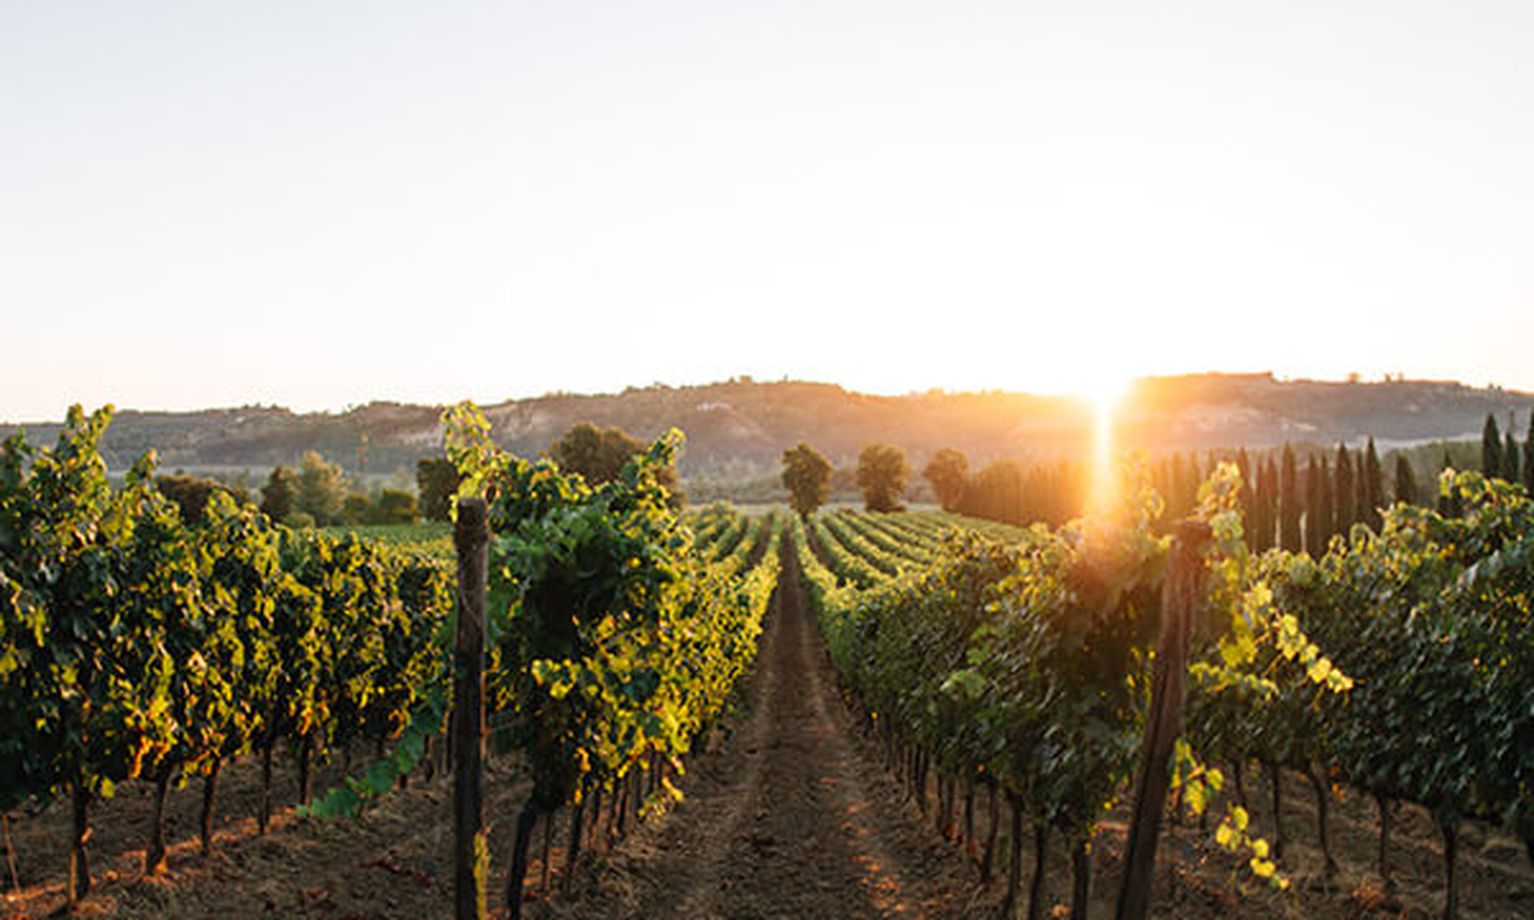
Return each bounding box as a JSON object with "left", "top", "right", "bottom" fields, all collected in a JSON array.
[{"left": 541, "top": 548, "right": 982, "bottom": 920}]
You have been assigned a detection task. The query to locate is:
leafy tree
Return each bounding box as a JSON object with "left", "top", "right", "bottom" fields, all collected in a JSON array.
[
  {"left": 341, "top": 492, "right": 372, "bottom": 525},
  {"left": 295, "top": 451, "right": 347, "bottom": 525},
  {"left": 856, "top": 443, "right": 909, "bottom": 513},
  {"left": 781, "top": 442, "right": 833, "bottom": 520},
  {"left": 415, "top": 457, "right": 460, "bottom": 522},
  {"left": 1279, "top": 444, "right": 1300, "bottom": 553},
  {"left": 154, "top": 472, "right": 249, "bottom": 526},
  {"left": 1482, "top": 413, "right": 1502, "bottom": 477},
  {"left": 550, "top": 421, "right": 639, "bottom": 483},
  {"left": 550, "top": 421, "right": 682, "bottom": 506},
  {"left": 922, "top": 448, "right": 969, "bottom": 511},
  {"left": 260, "top": 465, "right": 297, "bottom": 522},
  {"left": 1395, "top": 454, "right": 1418, "bottom": 505},
  {"left": 373, "top": 488, "right": 419, "bottom": 524}
]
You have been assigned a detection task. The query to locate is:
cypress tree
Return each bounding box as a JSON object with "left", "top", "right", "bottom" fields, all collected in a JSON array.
[
  {"left": 1334, "top": 444, "right": 1355, "bottom": 538},
  {"left": 1169, "top": 454, "right": 1186, "bottom": 520},
  {"left": 1524, "top": 412, "right": 1534, "bottom": 494},
  {"left": 1236, "top": 449, "right": 1253, "bottom": 548},
  {"left": 1483, "top": 413, "right": 1502, "bottom": 478},
  {"left": 1187, "top": 453, "right": 1202, "bottom": 510},
  {"left": 1504, "top": 428, "right": 1520, "bottom": 484},
  {"left": 1250, "top": 458, "right": 1271, "bottom": 552},
  {"left": 1314, "top": 455, "right": 1333, "bottom": 552},
  {"left": 1362, "top": 438, "right": 1384, "bottom": 531},
  {"left": 1304, "top": 453, "right": 1323, "bottom": 555},
  {"left": 1395, "top": 454, "right": 1418, "bottom": 506},
  {"left": 1279, "top": 444, "right": 1301, "bottom": 553},
  {"left": 1262, "top": 457, "right": 1280, "bottom": 551}
]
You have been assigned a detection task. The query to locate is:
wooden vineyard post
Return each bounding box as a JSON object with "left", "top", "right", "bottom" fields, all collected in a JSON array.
[
  {"left": 453, "top": 499, "right": 489, "bottom": 920},
  {"left": 1114, "top": 520, "right": 1210, "bottom": 920}
]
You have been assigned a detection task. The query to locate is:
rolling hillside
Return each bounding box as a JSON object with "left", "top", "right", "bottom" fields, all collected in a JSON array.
[{"left": 3, "top": 375, "right": 1529, "bottom": 490}]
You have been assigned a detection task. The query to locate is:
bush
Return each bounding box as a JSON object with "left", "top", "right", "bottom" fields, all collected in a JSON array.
[{"left": 373, "top": 489, "right": 419, "bottom": 525}]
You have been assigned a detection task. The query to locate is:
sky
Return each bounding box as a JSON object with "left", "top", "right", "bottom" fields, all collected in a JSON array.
[{"left": 3, "top": 1, "right": 1533, "bottom": 422}]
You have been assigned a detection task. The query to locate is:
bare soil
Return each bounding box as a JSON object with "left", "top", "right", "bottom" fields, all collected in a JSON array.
[{"left": 6, "top": 558, "right": 1534, "bottom": 919}]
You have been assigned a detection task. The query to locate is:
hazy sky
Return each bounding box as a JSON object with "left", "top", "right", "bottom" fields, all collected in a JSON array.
[{"left": 4, "top": 1, "right": 1532, "bottom": 421}]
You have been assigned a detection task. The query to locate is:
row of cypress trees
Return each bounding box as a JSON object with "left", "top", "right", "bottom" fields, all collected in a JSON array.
[
  {"left": 1153, "top": 410, "right": 1534, "bottom": 555},
  {"left": 1153, "top": 442, "right": 1386, "bottom": 554},
  {"left": 1480, "top": 411, "right": 1534, "bottom": 488},
  {"left": 939, "top": 412, "right": 1534, "bottom": 550}
]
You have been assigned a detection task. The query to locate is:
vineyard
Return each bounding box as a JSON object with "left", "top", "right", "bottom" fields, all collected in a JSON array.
[
  {"left": 787, "top": 474, "right": 1534, "bottom": 919},
  {"left": 4, "top": 408, "right": 1534, "bottom": 919},
  {"left": 0, "top": 406, "right": 782, "bottom": 918}
]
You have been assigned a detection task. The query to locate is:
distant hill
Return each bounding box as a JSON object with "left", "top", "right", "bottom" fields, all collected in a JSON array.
[{"left": 3, "top": 375, "right": 1530, "bottom": 494}]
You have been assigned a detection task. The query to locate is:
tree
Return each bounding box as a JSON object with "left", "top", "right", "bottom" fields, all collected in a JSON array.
[
  {"left": 1252, "top": 457, "right": 1276, "bottom": 551},
  {"left": 295, "top": 451, "right": 347, "bottom": 525},
  {"left": 374, "top": 488, "right": 419, "bottom": 524},
  {"left": 1235, "top": 449, "right": 1253, "bottom": 546},
  {"left": 416, "top": 458, "right": 461, "bottom": 522},
  {"left": 260, "top": 466, "right": 296, "bottom": 522},
  {"left": 341, "top": 492, "right": 372, "bottom": 525},
  {"left": 1186, "top": 453, "right": 1202, "bottom": 511},
  {"left": 1482, "top": 413, "right": 1502, "bottom": 478},
  {"left": 1361, "top": 438, "right": 1384, "bottom": 531},
  {"left": 1394, "top": 454, "right": 1418, "bottom": 506},
  {"left": 856, "top": 443, "right": 909, "bottom": 513},
  {"left": 781, "top": 442, "right": 832, "bottom": 520},
  {"left": 1168, "top": 454, "right": 1187, "bottom": 520},
  {"left": 550, "top": 422, "right": 682, "bottom": 506},
  {"left": 960, "top": 459, "right": 1024, "bottom": 524},
  {"left": 1304, "top": 454, "right": 1326, "bottom": 554},
  {"left": 1525, "top": 413, "right": 1534, "bottom": 494},
  {"left": 550, "top": 422, "right": 638, "bottom": 484},
  {"left": 922, "top": 448, "right": 969, "bottom": 511},
  {"left": 1334, "top": 444, "right": 1355, "bottom": 536},
  {"left": 155, "top": 472, "right": 249, "bottom": 526},
  {"left": 1504, "top": 428, "right": 1520, "bottom": 485},
  {"left": 1278, "top": 444, "right": 1301, "bottom": 553}
]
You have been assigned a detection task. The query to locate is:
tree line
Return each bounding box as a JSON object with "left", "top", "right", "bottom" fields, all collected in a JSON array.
[{"left": 789, "top": 411, "right": 1534, "bottom": 552}]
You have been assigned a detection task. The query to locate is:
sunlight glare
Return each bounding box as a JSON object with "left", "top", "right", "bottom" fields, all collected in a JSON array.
[{"left": 1083, "top": 373, "right": 1130, "bottom": 517}]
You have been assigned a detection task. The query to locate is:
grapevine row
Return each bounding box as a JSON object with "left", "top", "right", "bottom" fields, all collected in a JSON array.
[
  {"left": 443, "top": 405, "right": 782, "bottom": 915},
  {"left": 0, "top": 406, "right": 452, "bottom": 904},
  {"left": 792, "top": 471, "right": 1343, "bottom": 919}
]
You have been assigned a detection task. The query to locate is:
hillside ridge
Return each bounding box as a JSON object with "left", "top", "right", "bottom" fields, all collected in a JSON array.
[{"left": 3, "top": 374, "right": 1529, "bottom": 484}]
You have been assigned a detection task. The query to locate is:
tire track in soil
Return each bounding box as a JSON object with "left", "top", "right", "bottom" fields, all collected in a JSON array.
[{"left": 542, "top": 546, "right": 977, "bottom": 920}]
